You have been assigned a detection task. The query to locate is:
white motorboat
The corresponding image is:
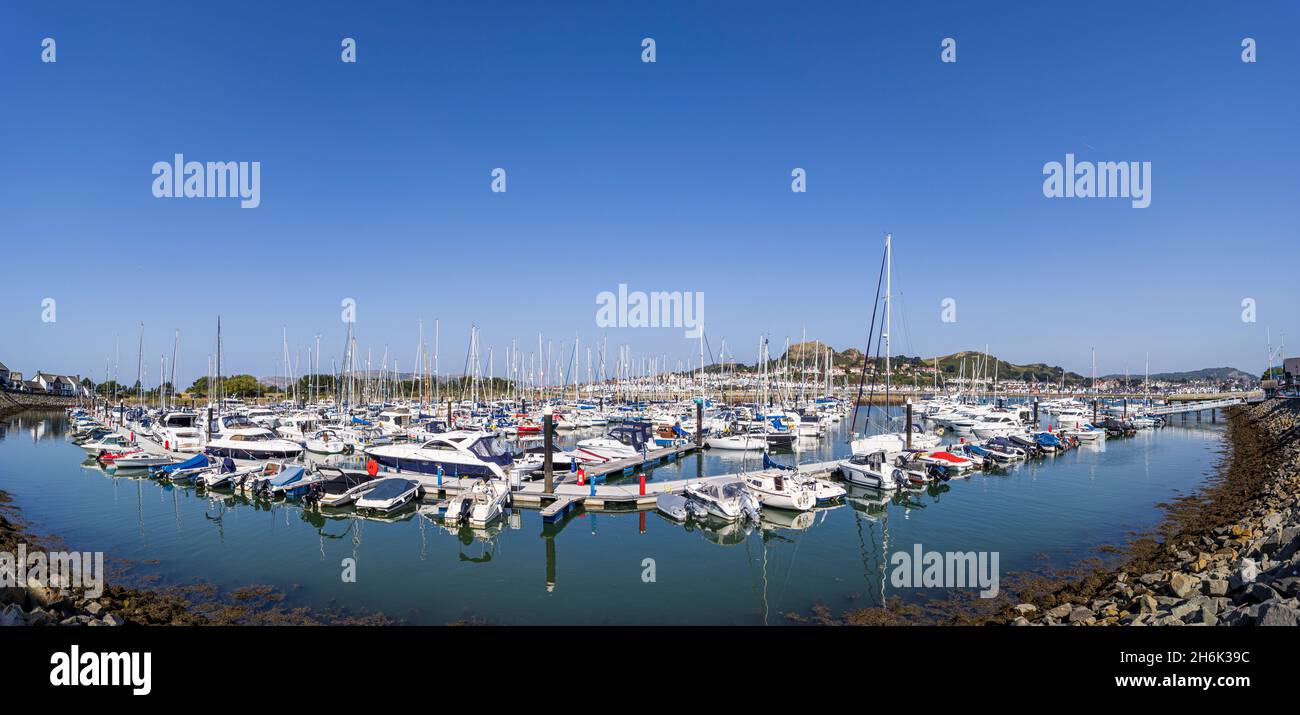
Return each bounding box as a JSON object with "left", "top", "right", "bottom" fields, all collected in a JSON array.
[
  {"left": 307, "top": 467, "right": 380, "bottom": 507},
  {"left": 104, "top": 451, "right": 177, "bottom": 470},
  {"left": 152, "top": 412, "right": 203, "bottom": 452},
  {"left": 839, "top": 451, "right": 904, "bottom": 490},
  {"left": 204, "top": 414, "right": 305, "bottom": 460},
  {"left": 705, "top": 425, "right": 769, "bottom": 451},
  {"left": 355, "top": 477, "right": 421, "bottom": 513},
  {"left": 683, "top": 479, "right": 761, "bottom": 522},
  {"left": 969, "top": 413, "right": 1024, "bottom": 439},
  {"left": 364, "top": 430, "right": 513, "bottom": 478},
  {"left": 445, "top": 479, "right": 510, "bottom": 527},
  {"left": 574, "top": 423, "right": 652, "bottom": 463},
  {"left": 742, "top": 471, "right": 816, "bottom": 511},
  {"left": 80, "top": 433, "right": 135, "bottom": 453},
  {"left": 304, "top": 429, "right": 350, "bottom": 455}
]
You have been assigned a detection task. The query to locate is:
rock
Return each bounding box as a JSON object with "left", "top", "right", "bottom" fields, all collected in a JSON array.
[
  {"left": 1205, "top": 579, "right": 1230, "bottom": 597},
  {"left": 1198, "top": 606, "right": 1218, "bottom": 626},
  {"left": 1136, "top": 593, "right": 1158, "bottom": 614},
  {"left": 1068, "top": 607, "right": 1093, "bottom": 623},
  {"left": 1170, "top": 573, "right": 1201, "bottom": 598},
  {"left": 1013, "top": 603, "right": 1037, "bottom": 615},
  {"left": 1243, "top": 582, "right": 1280, "bottom": 604},
  {"left": 1046, "top": 604, "right": 1073, "bottom": 620},
  {"left": 58, "top": 616, "right": 82, "bottom": 626},
  {"left": 84, "top": 601, "right": 103, "bottom": 617},
  {"left": 1012, "top": 616, "right": 1030, "bottom": 626},
  {"left": 1138, "top": 572, "right": 1164, "bottom": 586},
  {"left": 1170, "top": 601, "right": 1199, "bottom": 620},
  {"left": 1262, "top": 512, "right": 1284, "bottom": 530},
  {"left": 1257, "top": 601, "right": 1300, "bottom": 626},
  {"left": 1231, "top": 558, "right": 1260, "bottom": 590},
  {"left": 102, "top": 613, "right": 124, "bottom": 627},
  {"left": 0, "top": 604, "right": 25, "bottom": 627}
]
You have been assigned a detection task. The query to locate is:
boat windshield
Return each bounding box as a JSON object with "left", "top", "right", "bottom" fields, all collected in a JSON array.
[
  {"left": 470, "top": 436, "right": 509, "bottom": 459},
  {"left": 718, "top": 481, "right": 746, "bottom": 500}
]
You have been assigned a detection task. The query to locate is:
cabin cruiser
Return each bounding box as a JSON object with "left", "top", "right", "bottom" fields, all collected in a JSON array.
[
  {"left": 355, "top": 477, "right": 421, "bottom": 513},
  {"left": 274, "top": 413, "right": 320, "bottom": 442},
  {"left": 742, "top": 470, "right": 816, "bottom": 511},
  {"left": 705, "top": 425, "right": 768, "bottom": 451},
  {"left": 850, "top": 424, "right": 939, "bottom": 456},
  {"left": 839, "top": 451, "right": 905, "bottom": 490},
  {"left": 683, "top": 479, "right": 761, "bottom": 522},
  {"left": 245, "top": 407, "right": 279, "bottom": 429},
  {"left": 152, "top": 412, "right": 202, "bottom": 452},
  {"left": 304, "top": 429, "right": 351, "bottom": 455},
  {"left": 574, "top": 423, "right": 652, "bottom": 464},
  {"left": 204, "top": 414, "right": 305, "bottom": 461},
  {"left": 364, "top": 430, "right": 513, "bottom": 478},
  {"left": 237, "top": 463, "right": 323, "bottom": 499},
  {"left": 969, "top": 413, "right": 1024, "bottom": 439},
  {"left": 374, "top": 408, "right": 415, "bottom": 437},
  {"left": 80, "top": 433, "right": 135, "bottom": 453}
]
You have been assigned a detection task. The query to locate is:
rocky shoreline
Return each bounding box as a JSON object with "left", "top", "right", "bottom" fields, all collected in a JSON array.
[{"left": 1000, "top": 398, "right": 1300, "bottom": 626}]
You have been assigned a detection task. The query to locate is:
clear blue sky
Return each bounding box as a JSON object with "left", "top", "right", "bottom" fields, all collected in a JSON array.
[{"left": 2, "top": 0, "right": 1296, "bottom": 386}]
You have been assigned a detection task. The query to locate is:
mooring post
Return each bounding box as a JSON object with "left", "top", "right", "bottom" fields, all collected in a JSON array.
[
  {"left": 446, "top": 398, "right": 452, "bottom": 427},
  {"left": 1092, "top": 399, "right": 1098, "bottom": 424},
  {"left": 1033, "top": 399, "right": 1039, "bottom": 425},
  {"left": 905, "top": 400, "right": 913, "bottom": 450},
  {"left": 543, "top": 405, "right": 554, "bottom": 495},
  {"left": 695, "top": 399, "right": 703, "bottom": 446}
]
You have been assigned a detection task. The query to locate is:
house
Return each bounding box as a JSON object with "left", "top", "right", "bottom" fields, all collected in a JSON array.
[
  {"left": 7, "top": 371, "right": 22, "bottom": 387},
  {"left": 0, "top": 362, "right": 10, "bottom": 389},
  {"left": 34, "top": 372, "right": 79, "bottom": 397},
  {"left": 22, "top": 379, "right": 43, "bottom": 393}
]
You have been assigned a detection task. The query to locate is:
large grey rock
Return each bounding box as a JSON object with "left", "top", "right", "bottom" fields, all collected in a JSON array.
[
  {"left": 1068, "top": 607, "right": 1093, "bottom": 623},
  {"left": 1205, "top": 579, "right": 1230, "bottom": 597},
  {"left": 1257, "top": 601, "right": 1300, "bottom": 626},
  {"left": 1243, "top": 582, "right": 1280, "bottom": 604}
]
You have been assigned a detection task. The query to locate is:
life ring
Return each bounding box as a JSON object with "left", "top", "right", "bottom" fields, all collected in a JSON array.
[{"left": 935, "top": 426, "right": 946, "bottom": 436}]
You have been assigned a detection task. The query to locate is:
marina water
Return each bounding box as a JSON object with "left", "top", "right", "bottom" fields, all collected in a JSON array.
[{"left": 0, "top": 409, "right": 1226, "bottom": 625}]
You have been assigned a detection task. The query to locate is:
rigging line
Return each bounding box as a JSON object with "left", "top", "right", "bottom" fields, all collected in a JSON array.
[{"left": 848, "top": 245, "right": 888, "bottom": 436}]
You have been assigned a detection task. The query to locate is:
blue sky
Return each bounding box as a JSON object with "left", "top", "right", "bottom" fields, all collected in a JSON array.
[{"left": 1, "top": 0, "right": 1296, "bottom": 386}]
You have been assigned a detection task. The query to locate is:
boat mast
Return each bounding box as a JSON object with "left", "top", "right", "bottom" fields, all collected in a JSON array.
[{"left": 884, "top": 233, "right": 891, "bottom": 418}]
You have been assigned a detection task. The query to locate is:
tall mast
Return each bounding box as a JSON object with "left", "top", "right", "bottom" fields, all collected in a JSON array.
[{"left": 884, "top": 233, "right": 892, "bottom": 412}]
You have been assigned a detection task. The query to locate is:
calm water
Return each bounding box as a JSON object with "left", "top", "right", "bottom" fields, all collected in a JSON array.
[{"left": 0, "top": 409, "right": 1226, "bottom": 624}]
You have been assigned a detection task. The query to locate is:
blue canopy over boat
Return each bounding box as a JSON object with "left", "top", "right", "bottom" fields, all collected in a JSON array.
[
  {"left": 159, "top": 453, "right": 209, "bottom": 474},
  {"left": 351, "top": 416, "right": 373, "bottom": 426}
]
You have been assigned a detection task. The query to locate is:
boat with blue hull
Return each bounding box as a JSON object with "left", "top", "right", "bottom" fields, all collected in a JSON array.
[{"left": 363, "top": 430, "right": 513, "bottom": 478}]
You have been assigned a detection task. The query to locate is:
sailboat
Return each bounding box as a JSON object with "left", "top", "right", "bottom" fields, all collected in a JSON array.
[{"left": 842, "top": 233, "right": 938, "bottom": 487}]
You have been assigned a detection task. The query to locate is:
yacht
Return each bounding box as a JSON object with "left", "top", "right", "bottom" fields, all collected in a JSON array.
[
  {"left": 574, "top": 423, "right": 652, "bottom": 464},
  {"left": 705, "top": 425, "right": 768, "bottom": 451},
  {"left": 444, "top": 478, "right": 510, "bottom": 527},
  {"left": 152, "top": 412, "right": 202, "bottom": 452},
  {"left": 970, "top": 413, "right": 1024, "bottom": 439},
  {"left": 204, "top": 414, "right": 305, "bottom": 461},
  {"left": 364, "top": 430, "right": 513, "bottom": 478}
]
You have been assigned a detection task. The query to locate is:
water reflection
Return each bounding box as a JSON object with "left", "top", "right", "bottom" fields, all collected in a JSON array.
[{"left": 0, "top": 410, "right": 1230, "bottom": 625}]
